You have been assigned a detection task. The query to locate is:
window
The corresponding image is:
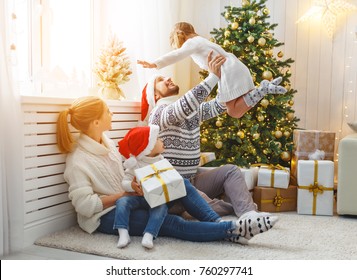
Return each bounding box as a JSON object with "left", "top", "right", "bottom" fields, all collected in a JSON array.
[{"left": 17, "top": 0, "right": 93, "bottom": 97}]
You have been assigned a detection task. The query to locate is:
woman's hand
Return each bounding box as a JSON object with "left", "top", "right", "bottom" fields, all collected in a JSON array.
[
  {"left": 137, "top": 60, "right": 157, "bottom": 68},
  {"left": 207, "top": 51, "right": 226, "bottom": 79}
]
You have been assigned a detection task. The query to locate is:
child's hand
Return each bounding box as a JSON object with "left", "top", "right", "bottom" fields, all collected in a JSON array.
[
  {"left": 137, "top": 60, "right": 157, "bottom": 68},
  {"left": 131, "top": 178, "right": 143, "bottom": 196}
]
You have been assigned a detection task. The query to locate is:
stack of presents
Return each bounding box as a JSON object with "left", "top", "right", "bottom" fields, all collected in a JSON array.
[
  {"left": 133, "top": 129, "right": 337, "bottom": 217},
  {"left": 202, "top": 129, "right": 336, "bottom": 216}
]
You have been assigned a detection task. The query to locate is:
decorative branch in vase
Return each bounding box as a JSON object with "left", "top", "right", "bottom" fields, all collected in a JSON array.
[{"left": 93, "top": 33, "right": 132, "bottom": 100}]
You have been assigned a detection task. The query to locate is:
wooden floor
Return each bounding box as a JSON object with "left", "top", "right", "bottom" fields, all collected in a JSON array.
[{"left": 1, "top": 245, "right": 114, "bottom": 260}]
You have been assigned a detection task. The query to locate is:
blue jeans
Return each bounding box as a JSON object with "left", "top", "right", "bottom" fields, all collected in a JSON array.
[
  {"left": 98, "top": 179, "right": 236, "bottom": 242},
  {"left": 113, "top": 196, "right": 167, "bottom": 238}
]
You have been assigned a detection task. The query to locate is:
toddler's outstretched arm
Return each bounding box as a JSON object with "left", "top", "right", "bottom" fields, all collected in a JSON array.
[{"left": 137, "top": 60, "right": 157, "bottom": 68}]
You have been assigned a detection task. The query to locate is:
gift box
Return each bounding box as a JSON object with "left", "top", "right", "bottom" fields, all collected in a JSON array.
[
  {"left": 256, "top": 165, "right": 290, "bottom": 189},
  {"left": 134, "top": 159, "right": 186, "bottom": 208},
  {"left": 199, "top": 152, "right": 216, "bottom": 166},
  {"left": 197, "top": 166, "right": 258, "bottom": 191},
  {"left": 297, "top": 160, "right": 334, "bottom": 216},
  {"left": 253, "top": 185, "right": 297, "bottom": 212},
  {"left": 291, "top": 130, "right": 335, "bottom": 184}
]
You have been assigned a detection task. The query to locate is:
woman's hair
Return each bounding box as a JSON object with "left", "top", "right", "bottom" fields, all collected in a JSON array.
[
  {"left": 169, "top": 22, "right": 198, "bottom": 49},
  {"left": 56, "top": 96, "right": 106, "bottom": 153}
]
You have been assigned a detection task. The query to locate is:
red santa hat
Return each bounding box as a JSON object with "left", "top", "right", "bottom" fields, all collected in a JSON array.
[
  {"left": 118, "top": 124, "right": 160, "bottom": 169},
  {"left": 141, "top": 74, "right": 161, "bottom": 123}
]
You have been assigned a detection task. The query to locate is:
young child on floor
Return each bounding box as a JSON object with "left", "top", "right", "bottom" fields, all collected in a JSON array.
[
  {"left": 117, "top": 124, "right": 168, "bottom": 249},
  {"left": 137, "top": 22, "right": 287, "bottom": 118}
]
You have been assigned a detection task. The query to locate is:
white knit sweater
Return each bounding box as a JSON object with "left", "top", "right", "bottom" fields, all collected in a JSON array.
[
  {"left": 154, "top": 36, "right": 255, "bottom": 102},
  {"left": 64, "top": 133, "right": 125, "bottom": 234},
  {"left": 149, "top": 73, "right": 226, "bottom": 179}
]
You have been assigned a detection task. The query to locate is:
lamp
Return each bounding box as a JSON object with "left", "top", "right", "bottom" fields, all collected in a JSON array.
[{"left": 296, "top": 0, "right": 357, "bottom": 38}]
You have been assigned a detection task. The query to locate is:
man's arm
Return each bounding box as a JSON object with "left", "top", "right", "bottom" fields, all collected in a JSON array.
[{"left": 149, "top": 52, "right": 226, "bottom": 126}]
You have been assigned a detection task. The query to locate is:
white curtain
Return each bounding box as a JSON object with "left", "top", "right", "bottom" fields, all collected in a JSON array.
[
  {"left": 0, "top": 0, "right": 24, "bottom": 256},
  {"left": 100, "top": 0, "right": 221, "bottom": 100}
]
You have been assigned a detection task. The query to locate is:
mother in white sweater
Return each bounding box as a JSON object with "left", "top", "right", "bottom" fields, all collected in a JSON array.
[{"left": 56, "top": 96, "right": 277, "bottom": 244}]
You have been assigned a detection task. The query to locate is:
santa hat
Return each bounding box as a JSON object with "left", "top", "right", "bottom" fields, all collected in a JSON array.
[
  {"left": 141, "top": 74, "right": 161, "bottom": 123},
  {"left": 118, "top": 124, "right": 160, "bottom": 169}
]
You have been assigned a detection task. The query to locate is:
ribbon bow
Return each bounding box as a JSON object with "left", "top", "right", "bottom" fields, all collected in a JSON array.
[
  {"left": 273, "top": 195, "right": 284, "bottom": 207},
  {"left": 140, "top": 164, "right": 174, "bottom": 203}
]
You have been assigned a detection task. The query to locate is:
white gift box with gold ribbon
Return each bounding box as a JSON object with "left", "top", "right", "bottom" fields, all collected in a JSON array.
[
  {"left": 134, "top": 159, "right": 186, "bottom": 208},
  {"left": 297, "top": 160, "right": 334, "bottom": 216},
  {"left": 199, "top": 152, "right": 216, "bottom": 166},
  {"left": 256, "top": 165, "right": 290, "bottom": 189}
]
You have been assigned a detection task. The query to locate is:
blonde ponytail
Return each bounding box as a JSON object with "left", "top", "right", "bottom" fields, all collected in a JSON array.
[
  {"left": 56, "top": 110, "right": 74, "bottom": 153},
  {"left": 56, "top": 96, "right": 106, "bottom": 153}
]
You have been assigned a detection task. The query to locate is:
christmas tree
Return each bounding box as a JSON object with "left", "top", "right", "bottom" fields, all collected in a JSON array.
[{"left": 200, "top": 0, "right": 299, "bottom": 168}]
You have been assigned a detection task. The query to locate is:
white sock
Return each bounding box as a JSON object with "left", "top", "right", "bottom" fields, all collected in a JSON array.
[
  {"left": 117, "top": 229, "right": 130, "bottom": 248},
  {"left": 243, "top": 77, "right": 287, "bottom": 107},
  {"left": 142, "top": 232, "right": 154, "bottom": 249},
  {"left": 234, "top": 216, "right": 278, "bottom": 240},
  {"left": 240, "top": 210, "right": 273, "bottom": 220}
]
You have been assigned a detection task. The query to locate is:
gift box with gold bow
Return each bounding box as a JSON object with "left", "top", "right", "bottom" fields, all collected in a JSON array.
[
  {"left": 297, "top": 160, "right": 334, "bottom": 216},
  {"left": 199, "top": 152, "right": 216, "bottom": 166},
  {"left": 256, "top": 164, "right": 290, "bottom": 189},
  {"left": 134, "top": 159, "right": 186, "bottom": 208},
  {"left": 253, "top": 185, "right": 297, "bottom": 212},
  {"left": 291, "top": 130, "right": 335, "bottom": 185}
]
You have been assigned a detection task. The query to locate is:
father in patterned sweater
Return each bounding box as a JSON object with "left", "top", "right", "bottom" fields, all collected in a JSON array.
[{"left": 141, "top": 52, "right": 274, "bottom": 221}]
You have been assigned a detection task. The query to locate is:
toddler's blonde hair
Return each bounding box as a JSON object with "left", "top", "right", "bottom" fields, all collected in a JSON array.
[
  {"left": 169, "top": 22, "right": 198, "bottom": 49},
  {"left": 56, "top": 96, "right": 106, "bottom": 153}
]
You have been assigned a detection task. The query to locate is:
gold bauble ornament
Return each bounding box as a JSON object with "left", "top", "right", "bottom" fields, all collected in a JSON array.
[
  {"left": 262, "top": 70, "right": 273, "bottom": 80},
  {"left": 257, "top": 156, "right": 262, "bottom": 163},
  {"left": 283, "top": 131, "right": 291, "bottom": 138},
  {"left": 253, "top": 133, "right": 260, "bottom": 140},
  {"left": 224, "top": 30, "right": 231, "bottom": 38},
  {"left": 253, "top": 55, "right": 259, "bottom": 61},
  {"left": 223, "top": 40, "right": 230, "bottom": 47},
  {"left": 284, "top": 83, "right": 291, "bottom": 91},
  {"left": 237, "top": 131, "right": 245, "bottom": 139},
  {"left": 288, "top": 100, "right": 294, "bottom": 106},
  {"left": 225, "top": 12, "right": 231, "bottom": 19},
  {"left": 242, "top": 0, "right": 250, "bottom": 6},
  {"left": 275, "top": 130, "right": 283, "bottom": 138},
  {"left": 280, "top": 151, "right": 291, "bottom": 161},
  {"left": 258, "top": 37, "right": 266, "bottom": 46},
  {"left": 215, "top": 141, "right": 223, "bottom": 149},
  {"left": 249, "top": 17, "right": 256, "bottom": 25},
  {"left": 216, "top": 120, "right": 222, "bottom": 127},
  {"left": 247, "top": 35, "right": 254, "bottom": 43},
  {"left": 201, "top": 137, "right": 207, "bottom": 144},
  {"left": 257, "top": 115, "right": 265, "bottom": 122},
  {"left": 260, "top": 99, "right": 269, "bottom": 108},
  {"left": 263, "top": 8, "right": 270, "bottom": 15},
  {"left": 277, "top": 51, "right": 284, "bottom": 58},
  {"left": 263, "top": 149, "right": 269, "bottom": 155},
  {"left": 231, "top": 22, "right": 239, "bottom": 30},
  {"left": 265, "top": 49, "right": 273, "bottom": 57},
  {"left": 286, "top": 112, "right": 294, "bottom": 121}
]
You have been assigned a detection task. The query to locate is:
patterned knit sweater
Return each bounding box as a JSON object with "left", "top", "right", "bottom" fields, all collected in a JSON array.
[{"left": 148, "top": 73, "right": 226, "bottom": 179}]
